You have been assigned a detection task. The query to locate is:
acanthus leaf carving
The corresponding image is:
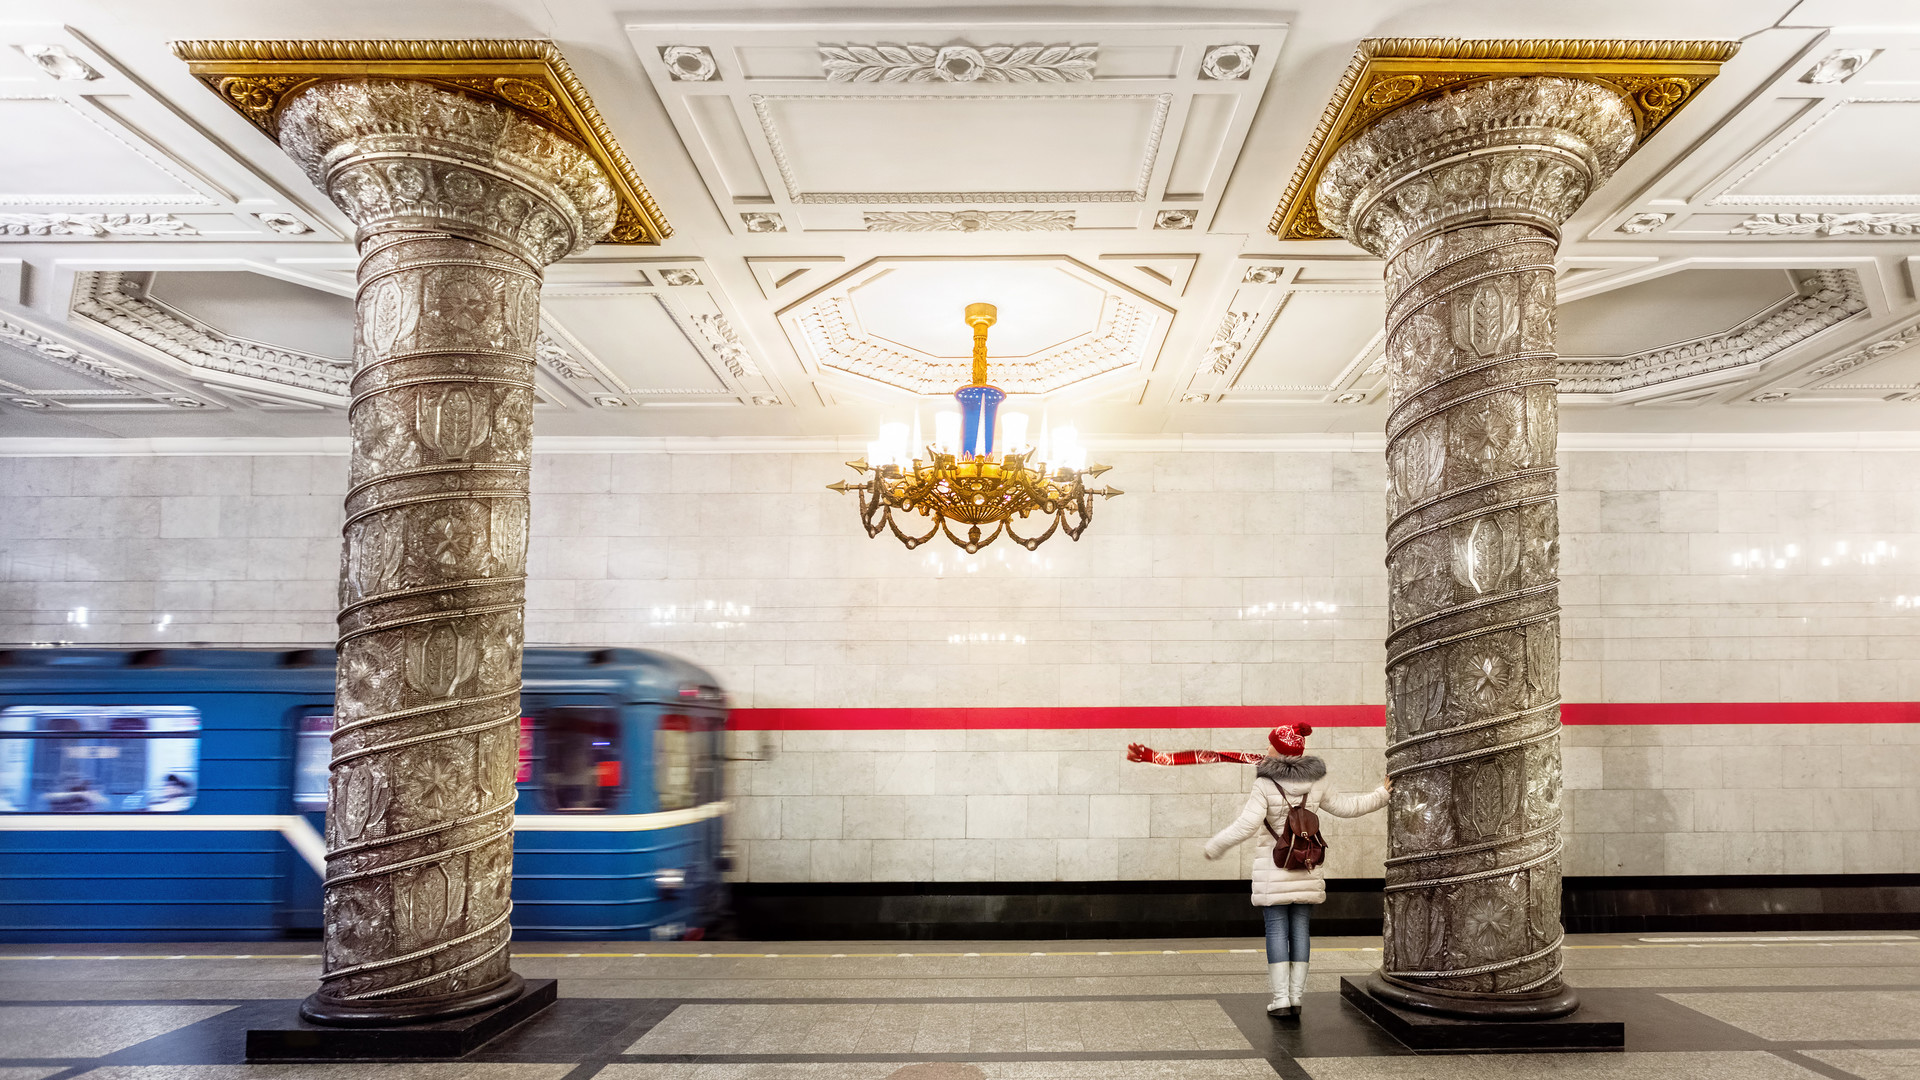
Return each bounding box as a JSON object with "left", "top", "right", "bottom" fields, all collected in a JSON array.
[
  {"left": 1205, "top": 310, "right": 1258, "bottom": 375},
  {"left": 1732, "top": 213, "right": 1920, "bottom": 237},
  {"left": 690, "top": 313, "right": 761, "bottom": 378},
  {"left": 862, "top": 209, "right": 1075, "bottom": 232},
  {"left": 821, "top": 42, "right": 1096, "bottom": 83},
  {"left": 1805, "top": 320, "right": 1920, "bottom": 382},
  {"left": 0, "top": 212, "right": 196, "bottom": 237}
]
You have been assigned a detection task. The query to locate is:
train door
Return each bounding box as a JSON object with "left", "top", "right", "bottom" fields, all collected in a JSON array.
[
  {"left": 513, "top": 693, "right": 634, "bottom": 938},
  {"left": 651, "top": 706, "right": 727, "bottom": 935},
  {"left": 283, "top": 707, "right": 334, "bottom": 934},
  {"left": 695, "top": 708, "right": 728, "bottom": 930}
]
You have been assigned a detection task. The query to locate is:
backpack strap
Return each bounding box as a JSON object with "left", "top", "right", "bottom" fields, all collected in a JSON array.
[{"left": 1260, "top": 777, "right": 1289, "bottom": 845}]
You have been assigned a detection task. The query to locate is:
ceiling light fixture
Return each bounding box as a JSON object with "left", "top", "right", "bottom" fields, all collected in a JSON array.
[{"left": 828, "top": 302, "right": 1121, "bottom": 553}]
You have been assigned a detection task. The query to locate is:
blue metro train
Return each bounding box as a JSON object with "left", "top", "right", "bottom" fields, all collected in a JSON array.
[{"left": 0, "top": 646, "right": 730, "bottom": 943}]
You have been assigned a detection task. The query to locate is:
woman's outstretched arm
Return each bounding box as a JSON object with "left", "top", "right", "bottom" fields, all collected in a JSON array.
[
  {"left": 1203, "top": 785, "right": 1271, "bottom": 860},
  {"left": 1319, "top": 779, "right": 1391, "bottom": 818},
  {"left": 1127, "top": 743, "right": 1265, "bottom": 765}
]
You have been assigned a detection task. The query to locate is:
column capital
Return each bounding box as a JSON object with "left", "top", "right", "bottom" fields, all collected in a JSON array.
[
  {"left": 1316, "top": 76, "right": 1637, "bottom": 257},
  {"left": 171, "top": 39, "right": 670, "bottom": 247},
  {"left": 1269, "top": 38, "right": 1737, "bottom": 249},
  {"left": 276, "top": 79, "right": 615, "bottom": 265}
]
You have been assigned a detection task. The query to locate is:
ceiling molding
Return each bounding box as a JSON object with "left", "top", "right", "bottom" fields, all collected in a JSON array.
[
  {"left": 0, "top": 212, "right": 197, "bottom": 237},
  {"left": 817, "top": 42, "right": 1098, "bottom": 84},
  {"left": 1731, "top": 212, "right": 1920, "bottom": 237},
  {"left": 777, "top": 255, "right": 1171, "bottom": 396},
  {"left": 750, "top": 92, "right": 1172, "bottom": 205},
  {"left": 68, "top": 270, "right": 349, "bottom": 404},
  {"left": 862, "top": 209, "right": 1076, "bottom": 232},
  {"left": 628, "top": 18, "right": 1286, "bottom": 235},
  {"left": 1557, "top": 268, "right": 1867, "bottom": 398},
  {"left": 0, "top": 313, "right": 203, "bottom": 410},
  {"left": 0, "top": 93, "right": 219, "bottom": 208}
]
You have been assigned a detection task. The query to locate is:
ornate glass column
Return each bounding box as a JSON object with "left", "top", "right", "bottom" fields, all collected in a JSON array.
[
  {"left": 1286, "top": 47, "right": 1728, "bottom": 1019},
  {"left": 270, "top": 78, "right": 616, "bottom": 1024}
]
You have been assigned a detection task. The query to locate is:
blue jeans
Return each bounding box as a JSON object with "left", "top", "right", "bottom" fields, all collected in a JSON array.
[{"left": 1263, "top": 903, "right": 1311, "bottom": 963}]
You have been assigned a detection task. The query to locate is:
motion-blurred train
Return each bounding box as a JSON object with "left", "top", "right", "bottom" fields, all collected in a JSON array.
[{"left": 0, "top": 646, "right": 731, "bottom": 943}]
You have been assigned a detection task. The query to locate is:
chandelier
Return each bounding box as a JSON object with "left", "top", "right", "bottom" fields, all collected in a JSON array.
[{"left": 828, "top": 303, "right": 1121, "bottom": 553}]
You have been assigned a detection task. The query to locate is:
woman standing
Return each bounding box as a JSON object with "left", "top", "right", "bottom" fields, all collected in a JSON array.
[{"left": 1193, "top": 724, "right": 1388, "bottom": 1017}]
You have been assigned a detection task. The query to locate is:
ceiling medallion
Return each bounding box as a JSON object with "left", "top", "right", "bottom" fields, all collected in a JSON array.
[
  {"left": 1269, "top": 38, "right": 1739, "bottom": 241},
  {"left": 168, "top": 38, "right": 670, "bottom": 244},
  {"left": 829, "top": 303, "right": 1121, "bottom": 553}
]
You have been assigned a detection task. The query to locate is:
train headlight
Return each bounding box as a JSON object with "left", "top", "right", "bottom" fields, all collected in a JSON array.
[
  {"left": 717, "top": 845, "right": 737, "bottom": 872},
  {"left": 655, "top": 868, "right": 687, "bottom": 895}
]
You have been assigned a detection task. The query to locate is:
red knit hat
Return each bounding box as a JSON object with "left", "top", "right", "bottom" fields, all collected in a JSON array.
[{"left": 1268, "top": 723, "right": 1312, "bottom": 757}]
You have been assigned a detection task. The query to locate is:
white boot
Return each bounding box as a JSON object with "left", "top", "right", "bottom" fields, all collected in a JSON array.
[
  {"left": 1266, "top": 962, "right": 1291, "bottom": 1014},
  {"left": 1286, "top": 961, "right": 1310, "bottom": 1015}
]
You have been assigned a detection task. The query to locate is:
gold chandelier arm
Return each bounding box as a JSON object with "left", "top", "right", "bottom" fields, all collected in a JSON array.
[
  {"left": 1004, "top": 508, "right": 1063, "bottom": 551},
  {"left": 855, "top": 476, "right": 893, "bottom": 538},
  {"left": 1059, "top": 489, "right": 1097, "bottom": 541},
  {"left": 887, "top": 508, "right": 942, "bottom": 549}
]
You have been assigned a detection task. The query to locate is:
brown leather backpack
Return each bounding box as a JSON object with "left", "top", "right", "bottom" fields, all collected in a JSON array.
[{"left": 1262, "top": 779, "right": 1327, "bottom": 872}]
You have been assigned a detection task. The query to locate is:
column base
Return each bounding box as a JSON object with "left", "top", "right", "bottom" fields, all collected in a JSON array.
[
  {"left": 1367, "top": 970, "right": 1580, "bottom": 1020},
  {"left": 1342, "top": 975, "right": 1622, "bottom": 1053},
  {"left": 246, "top": 977, "right": 554, "bottom": 1061},
  {"left": 300, "top": 972, "right": 529, "bottom": 1027}
]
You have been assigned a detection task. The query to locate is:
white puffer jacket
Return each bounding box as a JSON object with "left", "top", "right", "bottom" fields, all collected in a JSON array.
[{"left": 1202, "top": 755, "right": 1388, "bottom": 906}]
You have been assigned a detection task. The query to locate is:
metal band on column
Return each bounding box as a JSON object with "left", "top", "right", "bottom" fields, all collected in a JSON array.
[
  {"left": 1315, "top": 76, "right": 1639, "bottom": 1019},
  {"left": 273, "top": 79, "right": 616, "bottom": 1025}
]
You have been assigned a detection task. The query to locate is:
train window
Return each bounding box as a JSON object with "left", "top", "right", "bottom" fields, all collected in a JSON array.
[
  {"left": 539, "top": 707, "right": 620, "bottom": 812},
  {"left": 0, "top": 706, "right": 201, "bottom": 813},
  {"left": 293, "top": 713, "right": 332, "bottom": 812},
  {"left": 656, "top": 713, "right": 697, "bottom": 811}
]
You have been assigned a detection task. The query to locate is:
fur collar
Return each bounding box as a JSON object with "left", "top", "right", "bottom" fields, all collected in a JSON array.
[{"left": 1256, "top": 755, "right": 1326, "bottom": 783}]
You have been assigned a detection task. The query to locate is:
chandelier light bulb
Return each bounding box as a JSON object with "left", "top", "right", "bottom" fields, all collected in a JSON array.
[
  {"left": 1052, "top": 425, "right": 1085, "bottom": 471},
  {"left": 934, "top": 410, "right": 962, "bottom": 456},
  {"left": 1002, "top": 411, "right": 1030, "bottom": 454},
  {"left": 878, "top": 421, "right": 910, "bottom": 466}
]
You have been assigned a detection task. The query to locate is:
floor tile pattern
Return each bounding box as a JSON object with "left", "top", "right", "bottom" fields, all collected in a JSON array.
[{"left": 0, "top": 935, "right": 1916, "bottom": 1080}]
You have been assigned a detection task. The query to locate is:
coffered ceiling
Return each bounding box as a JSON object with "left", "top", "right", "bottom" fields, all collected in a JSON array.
[{"left": 1, "top": 0, "right": 1918, "bottom": 441}]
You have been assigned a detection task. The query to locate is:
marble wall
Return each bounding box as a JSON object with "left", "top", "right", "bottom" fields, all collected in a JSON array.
[{"left": 2, "top": 444, "right": 1917, "bottom": 881}]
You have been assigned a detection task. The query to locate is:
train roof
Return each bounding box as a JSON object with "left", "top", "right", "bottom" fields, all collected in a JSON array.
[{"left": 0, "top": 646, "right": 726, "bottom": 706}]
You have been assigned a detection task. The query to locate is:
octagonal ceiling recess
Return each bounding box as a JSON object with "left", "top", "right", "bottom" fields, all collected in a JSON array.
[
  {"left": 850, "top": 262, "right": 1104, "bottom": 359},
  {"left": 780, "top": 257, "right": 1172, "bottom": 397}
]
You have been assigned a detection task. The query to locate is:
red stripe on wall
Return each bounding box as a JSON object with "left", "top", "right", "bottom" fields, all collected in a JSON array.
[
  {"left": 1561, "top": 702, "right": 1920, "bottom": 726},
  {"left": 728, "top": 702, "right": 1920, "bottom": 731}
]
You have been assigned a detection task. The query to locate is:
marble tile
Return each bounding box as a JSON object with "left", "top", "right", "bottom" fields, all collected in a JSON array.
[
  {"left": 1664, "top": 990, "right": 1920, "bottom": 1041},
  {"left": 627, "top": 1000, "right": 1250, "bottom": 1055},
  {"left": 74, "top": 1060, "right": 568, "bottom": 1068},
  {"left": 1802, "top": 1049, "right": 1920, "bottom": 1080},
  {"left": 9, "top": 447, "right": 1920, "bottom": 882},
  {"left": 1298, "top": 1052, "right": 1822, "bottom": 1079},
  {"left": 0, "top": 1005, "right": 235, "bottom": 1057}
]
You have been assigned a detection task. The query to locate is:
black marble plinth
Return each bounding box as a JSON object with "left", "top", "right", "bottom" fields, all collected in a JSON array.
[
  {"left": 1340, "top": 976, "right": 1624, "bottom": 1053},
  {"left": 245, "top": 978, "right": 556, "bottom": 1061}
]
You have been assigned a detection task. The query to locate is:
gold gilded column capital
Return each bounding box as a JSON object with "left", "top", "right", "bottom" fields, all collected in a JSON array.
[
  {"left": 1270, "top": 37, "right": 1738, "bottom": 242},
  {"left": 169, "top": 38, "right": 670, "bottom": 244}
]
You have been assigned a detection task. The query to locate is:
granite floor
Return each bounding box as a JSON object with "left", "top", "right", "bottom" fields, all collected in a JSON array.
[{"left": 1, "top": 933, "right": 1916, "bottom": 1079}]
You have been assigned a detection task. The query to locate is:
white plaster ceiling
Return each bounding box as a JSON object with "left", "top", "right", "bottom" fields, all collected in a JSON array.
[{"left": 0, "top": 1, "right": 1918, "bottom": 440}]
